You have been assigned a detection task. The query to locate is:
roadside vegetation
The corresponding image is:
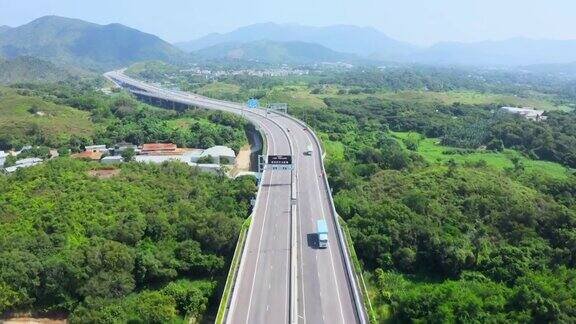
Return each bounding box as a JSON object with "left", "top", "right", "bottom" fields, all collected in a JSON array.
[{"left": 0, "top": 158, "right": 257, "bottom": 322}]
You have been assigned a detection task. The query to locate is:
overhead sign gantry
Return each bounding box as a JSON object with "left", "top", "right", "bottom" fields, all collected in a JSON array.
[{"left": 258, "top": 154, "right": 294, "bottom": 172}]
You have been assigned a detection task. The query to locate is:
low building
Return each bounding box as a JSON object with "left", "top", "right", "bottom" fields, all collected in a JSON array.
[
  {"left": 84, "top": 145, "right": 109, "bottom": 152},
  {"left": 501, "top": 107, "right": 547, "bottom": 121},
  {"left": 72, "top": 150, "right": 104, "bottom": 161},
  {"left": 4, "top": 157, "right": 43, "bottom": 173},
  {"left": 101, "top": 156, "right": 123, "bottom": 165},
  {"left": 190, "top": 146, "right": 236, "bottom": 164},
  {"left": 140, "top": 143, "right": 179, "bottom": 155},
  {"left": 134, "top": 149, "right": 198, "bottom": 164}
]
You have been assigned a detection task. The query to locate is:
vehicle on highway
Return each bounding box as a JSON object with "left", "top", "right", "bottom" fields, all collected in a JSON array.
[
  {"left": 305, "top": 144, "right": 313, "bottom": 155},
  {"left": 317, "top": 219, "right": 328, "bottom": 248}
]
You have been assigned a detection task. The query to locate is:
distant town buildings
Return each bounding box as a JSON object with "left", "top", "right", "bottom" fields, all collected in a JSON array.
[
  {"left": 179, "top": 67, "right": 310, "bottom": 78},
  {"left": 500, "top": 107, "right": 547, "bottom": 121}
]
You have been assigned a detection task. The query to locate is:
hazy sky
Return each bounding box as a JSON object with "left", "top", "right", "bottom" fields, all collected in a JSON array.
[{"left": 1, "top": 0, "right": 575, "bottom": 45}]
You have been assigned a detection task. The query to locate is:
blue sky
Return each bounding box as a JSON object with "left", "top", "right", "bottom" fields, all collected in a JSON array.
[{"left": 1, "top": 0, "right": 575, "bottom": 45}]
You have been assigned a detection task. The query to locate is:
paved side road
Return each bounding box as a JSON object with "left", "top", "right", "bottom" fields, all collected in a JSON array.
[{"left": 104, "top": 71, "right": 364, "bottom": 324}]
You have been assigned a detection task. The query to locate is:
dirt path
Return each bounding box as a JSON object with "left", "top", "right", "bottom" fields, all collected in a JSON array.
[{"left": 231, "top": 144, "right": 251, "bottom": 176}]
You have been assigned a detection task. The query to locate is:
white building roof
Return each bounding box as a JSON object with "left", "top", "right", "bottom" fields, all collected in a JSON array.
[
  {"left": 201, "top": 146, "right": 236, "bottom": 158},
  {"left": 5, "top": 161, "right": 42, "bottom": 173},
  {"left": 102, "top": 156, "right": 123, "bottom": 161},
  {"left": 0, "top": 151, "right": 8, "bottom": 158},
  {"left": 501, "top": 106, "right": 544, "bottom": 115},
  {"left": 85, "top": 145, "right": 108, "bottom": 151},
  {"left": 16, "top": 157, "right": 43, "bottom": 165}
]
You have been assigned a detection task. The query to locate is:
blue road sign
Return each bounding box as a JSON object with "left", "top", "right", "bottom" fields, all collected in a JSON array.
[{"left": 247, "top": 98, "right": 259, "bottom": 109}]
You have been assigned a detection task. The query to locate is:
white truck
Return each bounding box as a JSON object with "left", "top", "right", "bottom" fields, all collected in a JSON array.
[{"left": 317, "top": 219, "right": 328, "bottom": 248}]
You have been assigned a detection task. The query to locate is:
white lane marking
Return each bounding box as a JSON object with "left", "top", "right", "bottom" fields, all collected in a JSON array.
[
  {"left": 307, "top": 131, "right": 346, "bottom": 324},
  {"left": 244, "top": 122, "right": 277, "bottom": 324}
]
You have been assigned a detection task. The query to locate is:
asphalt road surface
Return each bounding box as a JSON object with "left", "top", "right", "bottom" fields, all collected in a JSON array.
[{"left": 105, "top": 71, "right": 363, "bottom": 324}]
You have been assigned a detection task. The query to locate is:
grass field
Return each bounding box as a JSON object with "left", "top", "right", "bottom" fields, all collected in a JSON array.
[
  {"left": 262, "top": 85, "right": 328, "bottom": 110},
  {"left": 313, "top": 87, "right": 572, "bottom": 111},
  {"left": 195, "top": 82, "right": 242, "bottom": 100},
  {"left": 0, "top": 87, "right": 94, "bottom": 146},
  {"left": 392, "top": 131, "right": 571, "bottom": 179},
  {"left": 376, "top": 90, "right": 572, "bottom": 111}
]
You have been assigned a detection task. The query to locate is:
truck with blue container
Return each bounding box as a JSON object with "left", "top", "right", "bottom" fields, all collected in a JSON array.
[{"left": 317, "top": 219, "right": 328, "bottom": 248}]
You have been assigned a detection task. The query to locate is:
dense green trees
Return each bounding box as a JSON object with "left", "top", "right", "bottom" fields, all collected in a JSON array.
[{"left": 0, "top": 159, "right": 256, "bottom": 321}]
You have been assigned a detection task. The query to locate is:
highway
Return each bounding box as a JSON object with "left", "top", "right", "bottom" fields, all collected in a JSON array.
[{"left": 104, "top": 70, "right": 366, "bottom": 324}]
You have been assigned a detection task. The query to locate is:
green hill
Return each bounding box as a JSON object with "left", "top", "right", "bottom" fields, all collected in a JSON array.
[
  {"left": 0, "top": 86, "right": 94, "bottom": 148},
  {"left": 0, "top": 16, "right": 185, "bottom": 71},
  {"left": 191, "top": 40, "right": 357, "bottom": 64},
  {"left": 0, "top": 56, "right": 91, "bottom": 84}
]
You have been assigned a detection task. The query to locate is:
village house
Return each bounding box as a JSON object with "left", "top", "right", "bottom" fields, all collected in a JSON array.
[{"left": 140, "top": 143, "right": 180, "bottom": 155}]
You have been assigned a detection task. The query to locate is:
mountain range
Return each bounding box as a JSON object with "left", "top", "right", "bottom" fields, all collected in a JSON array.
[
  {"left": 2, "top": 16, "right": 576, "bottom": 72},
  {"left": 178, "top": 23, "right": 576, "bottom": 67},
  {"left": 176, "top": 23, "right": 416, "bottom": 59},
  {"left": 191, "top": 40, "right": 357, "bottom": 64},
  {"left": 0, "top": 16, "right": 184, "bottom": 70},
  {"left": 405, "top": 38, "right": 576, "bottom": 66}
]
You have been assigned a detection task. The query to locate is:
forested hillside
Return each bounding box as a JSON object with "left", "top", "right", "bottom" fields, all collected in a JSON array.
[{"left": 0, "top": 159, "right": 256, "bottom": 322}]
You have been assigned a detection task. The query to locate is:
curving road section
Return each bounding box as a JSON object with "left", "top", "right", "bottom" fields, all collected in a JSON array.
[{"left": 104, "top": 70, "right": 366, "bottom": 324}]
